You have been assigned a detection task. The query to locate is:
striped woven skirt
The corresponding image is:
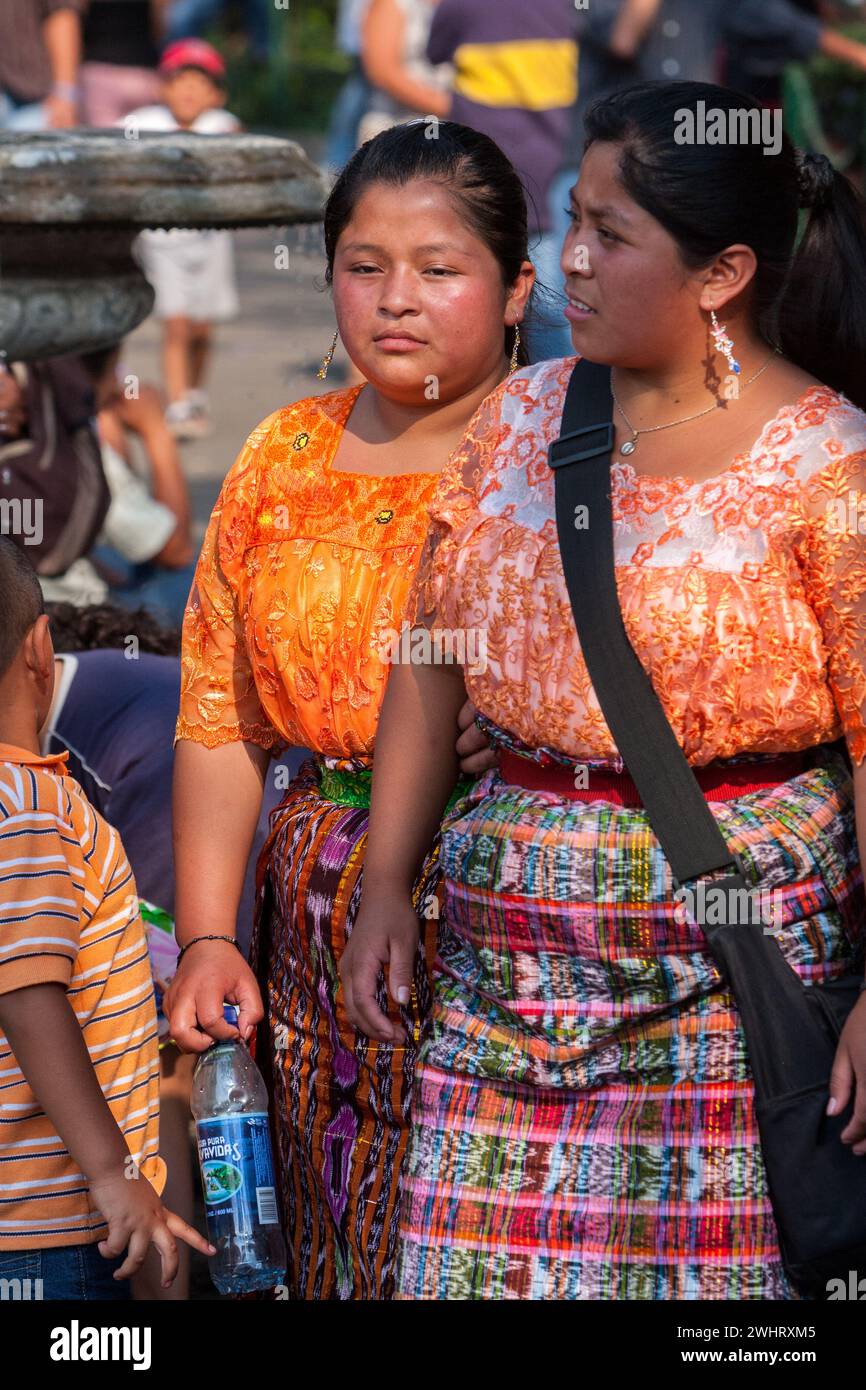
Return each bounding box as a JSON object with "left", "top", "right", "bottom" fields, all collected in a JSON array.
[
  {"left": 395, "top": 742, "right": 865, "bottom": 1300},
  {"left": 249, "top": 757, "right": 465, "bottom": 1301}
]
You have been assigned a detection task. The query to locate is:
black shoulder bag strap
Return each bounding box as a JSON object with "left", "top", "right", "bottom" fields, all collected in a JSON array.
[{"left": 548, "top": 357, "right": 866, "bottom": 1294}]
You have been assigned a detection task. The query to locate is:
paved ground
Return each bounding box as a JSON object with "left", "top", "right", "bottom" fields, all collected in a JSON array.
[{"left": 124, "top": 133, "right": 345, "bottom": 539}]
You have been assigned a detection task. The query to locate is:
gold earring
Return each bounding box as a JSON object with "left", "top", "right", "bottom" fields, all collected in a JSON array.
[
  {"left": 509, "top": 323, "right": 521, "bottom": 374},
  {"left": 317, "top": 330, "right": 339, "bottom": 380}
]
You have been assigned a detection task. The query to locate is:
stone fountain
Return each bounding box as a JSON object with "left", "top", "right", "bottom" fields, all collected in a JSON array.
[{"left": 0, "top": 129, "right": 330, "bottom": 361}]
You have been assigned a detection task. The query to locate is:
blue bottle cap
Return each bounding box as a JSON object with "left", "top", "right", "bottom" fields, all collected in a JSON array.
[{"left": 223, "top": 1003, "right": 239, "bottom": 1027}]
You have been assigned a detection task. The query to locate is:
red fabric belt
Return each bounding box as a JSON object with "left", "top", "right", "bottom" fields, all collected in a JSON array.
[{"left": 498, "top": 749, "right": 808, "bottom": 807}]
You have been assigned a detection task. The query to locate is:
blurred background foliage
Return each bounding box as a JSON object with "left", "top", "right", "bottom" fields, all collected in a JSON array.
[
  {"left": 203, "top": 0, "right": 347, "bottom": 133},
  {"left": 785, "top": 21, "right": 866, "bottom": 173}
]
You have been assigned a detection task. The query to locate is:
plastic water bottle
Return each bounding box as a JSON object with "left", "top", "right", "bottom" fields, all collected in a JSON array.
[{"left": 191, "top": 1005, "right": 287, "bottom": 1295}]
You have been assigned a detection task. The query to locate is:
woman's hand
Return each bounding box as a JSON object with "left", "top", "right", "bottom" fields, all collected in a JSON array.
[
  {"left": 0, "top": 366, "right": 26, "bottom": 439},
  {"left": 456, "top": 698, "right": 496, "bottom": 775},
  {"left": 163, "top": 939, "right": 263, "bottom": 1053},
  {"left": 608, "top": 0, "right": 662, "bottom": 60},
  {"left": 88, "top": 1166, "right": 214, "bottom": 1287},
  {"left": 340, "top": 891, "right": 421, "bottom": 1043},
  {"left": 828, "top": 993, "right": 866, "bottom": 1153},
  {"left": 43, "top": 93, "right": 78, "bottom": 129}
]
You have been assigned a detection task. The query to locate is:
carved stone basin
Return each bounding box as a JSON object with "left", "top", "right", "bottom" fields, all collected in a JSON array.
[{"left": 0, "top": 130, "right": 329, "bottom": 360}]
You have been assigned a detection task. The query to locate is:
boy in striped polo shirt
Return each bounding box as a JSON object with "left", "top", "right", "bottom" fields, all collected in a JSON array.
[{"left": 0, "top": 538, "right": 212, "bottom": 1299}]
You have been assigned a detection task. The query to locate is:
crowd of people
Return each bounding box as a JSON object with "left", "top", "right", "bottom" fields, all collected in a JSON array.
[{"left": 2, "top": 0, "right": 866, "bottom": 1308}]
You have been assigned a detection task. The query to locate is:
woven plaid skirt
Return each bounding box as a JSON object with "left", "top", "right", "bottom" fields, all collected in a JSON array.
[
  {"left": 250, "top": 757, "right": 466, "bottom": 1301},
  {"left": 395, "top": 744, "right": 865, "bottom": 1300}
]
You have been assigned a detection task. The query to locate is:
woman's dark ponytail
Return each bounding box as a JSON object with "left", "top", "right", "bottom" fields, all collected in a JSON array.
[{"left": 776, "top": 156, "right": 866, "bottom": 408}]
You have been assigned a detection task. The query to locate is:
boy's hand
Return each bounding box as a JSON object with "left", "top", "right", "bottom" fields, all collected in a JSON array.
[
  {"left": 88, "top": 1167, "right": 215, "bottom": 1287},
  {"left": 340, "top": 891, "right": 421, "bottom": 1042}
]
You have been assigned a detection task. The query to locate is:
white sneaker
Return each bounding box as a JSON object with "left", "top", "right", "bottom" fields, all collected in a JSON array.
[
  {"left": 185, "top": 389, "right": 212, "bottom": 438},
  {"left": 165, "top": 396, "right": 209, "bottom": 440}
]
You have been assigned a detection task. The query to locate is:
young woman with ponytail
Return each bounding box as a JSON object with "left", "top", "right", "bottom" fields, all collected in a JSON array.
[
  {"left": 342, "top": 81, "right": 866, "bottom": 1299},
  {"left": 167, "top": 121, "right": 533, "bottom": 1300}
]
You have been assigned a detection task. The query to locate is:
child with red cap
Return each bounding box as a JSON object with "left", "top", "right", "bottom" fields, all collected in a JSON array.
[{"left": 120, "top": 41, "right": 242, "bottom": 440}]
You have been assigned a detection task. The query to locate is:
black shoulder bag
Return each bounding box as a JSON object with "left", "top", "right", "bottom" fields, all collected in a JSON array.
[{"left": 548, "top": 357, "right": 866, "bottom": 1299}]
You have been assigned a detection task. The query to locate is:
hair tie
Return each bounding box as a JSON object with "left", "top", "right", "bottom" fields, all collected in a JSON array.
[{"left": 795, "top": 150, "right": 835, "bottom": 211}]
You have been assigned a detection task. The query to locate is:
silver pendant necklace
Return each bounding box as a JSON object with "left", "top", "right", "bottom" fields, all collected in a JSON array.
[{"left": 611, "top": 353, "right": 778, "bottom": 458}]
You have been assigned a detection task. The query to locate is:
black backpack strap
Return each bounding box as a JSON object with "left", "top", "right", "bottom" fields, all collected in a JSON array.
[{"left": 548, "top": 358, "right": 825, "bottom": 1096}]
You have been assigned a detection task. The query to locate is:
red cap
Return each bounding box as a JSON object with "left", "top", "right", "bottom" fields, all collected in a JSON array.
[{"left": 159, "top": 39, "right": 227, "bottom": 81}]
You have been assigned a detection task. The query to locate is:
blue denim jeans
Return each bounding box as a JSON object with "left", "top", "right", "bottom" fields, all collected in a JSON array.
[
  {"left": 0, "top": 1244, "right": 129, "bottom": 1301},
  {"left": 525, "top": 167, "right": 580, "bottom": 364},
  {"left": 324, "top": 67, "right": 373, "bottom": 174},
  {"left": 0, "top": 90, "right": 48, "bottom": 131},
  {"left": 91, "top": 544, "right": 197, "bottom": 629}
]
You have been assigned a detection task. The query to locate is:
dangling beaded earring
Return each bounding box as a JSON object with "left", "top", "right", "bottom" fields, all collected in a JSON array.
[
  {"left": 509, "top": 323, "right": 521, "bottom": 374},
  {"left": 710, "top": 309, "right": 740, "bottom": 376},
  {"left": 317, "top": 329, "right": 339, "bottom": 380}
]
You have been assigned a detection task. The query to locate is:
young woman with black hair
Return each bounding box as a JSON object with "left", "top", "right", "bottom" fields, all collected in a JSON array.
[
  {"left": 343, "top": 81, "right": 866, "bottom": 1299},
  {"left": 166, "top": 121, "right": 534, "bottom": 1301}
]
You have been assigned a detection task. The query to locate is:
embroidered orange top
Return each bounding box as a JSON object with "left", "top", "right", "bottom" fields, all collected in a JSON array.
[
  {"left": 176, "top": 388, "right": 442, "bottom": 762},
  {"left": 410, "top": 357, "right": 866, "bottom": 767}
]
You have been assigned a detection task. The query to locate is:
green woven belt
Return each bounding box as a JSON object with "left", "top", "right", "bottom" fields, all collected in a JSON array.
[{"left": 318, "top": 764, "right": 473, "bottom": 812}]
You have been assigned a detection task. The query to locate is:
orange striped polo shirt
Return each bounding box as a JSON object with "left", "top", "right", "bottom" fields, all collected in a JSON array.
[{"left": 0, "top": 743, "right": 163, "bottom": 1249}]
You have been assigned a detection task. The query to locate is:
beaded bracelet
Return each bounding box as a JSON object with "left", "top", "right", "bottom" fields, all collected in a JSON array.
[
  {"left": 176, "top": 934, "right": 244, "bottom": 967},
  {"left": 51, "top": 81, "right": 80, "bottom": 102}
]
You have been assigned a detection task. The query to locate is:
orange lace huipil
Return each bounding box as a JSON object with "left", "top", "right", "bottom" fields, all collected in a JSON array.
[
  {"left": 396, "top": 358, "right": 866, "bottom": 1304},
  {"left": 176, "top": 387, "right": 443, "bottom": 760},
  {"left": 175, "top": 388, "right": 449, "bottom": 1302},
  {"left": 411, "top": 357, "right": 866, "bottom": 767}
]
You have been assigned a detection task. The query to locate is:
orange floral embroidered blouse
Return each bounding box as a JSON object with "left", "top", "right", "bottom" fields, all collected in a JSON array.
[
  {"left": 176, "top": 387, "right": 442, "bottom": 761},
  {"left": 410, "top": 357, "right": 866, "bottom": 767}
]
